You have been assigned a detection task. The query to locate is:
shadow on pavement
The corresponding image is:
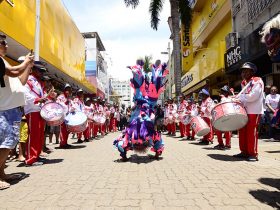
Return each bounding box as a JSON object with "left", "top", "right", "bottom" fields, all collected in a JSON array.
[
  {"left": 266, "top": 150, "right": 280, "bottom": 154},
  {"left": 54, "top": 145, "right": 86, "bottom": 150},
  {"left": 43, "top": 158, "right": 63, "bottom": 164},
  {"left": 7, "top": 172, "right": 30, "bottom": 185},
  {"left": 249, "top": 178, "right": 280, "bottom": 209},
  {"left": 114, "top": 154, "right": 163, "bottom": 164},
  {"left": 207, "top": 154, "right": 244, "bottom": 162},
  {"left": 189, "top": 142, "right": 211, "bottom": 146}
]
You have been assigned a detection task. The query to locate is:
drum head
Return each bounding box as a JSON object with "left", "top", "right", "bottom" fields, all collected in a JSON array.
[
  {"left": 40, "top": 102, "right": 64, "bottom": 121},
  {"left": 65, "top": 111, "right": 87, "bottom": 125},
  {"left": 196, "top": 128, "right": 210, "bottom": 137},
  {"left": 213, "top": 114, "right": 248, "bottom": 132}
]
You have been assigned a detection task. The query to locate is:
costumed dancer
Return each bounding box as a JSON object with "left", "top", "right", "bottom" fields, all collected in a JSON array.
[
  {"left": 56, "top": 83, "right": 74, "bottom": 148},
  {"left": 233, "top": 62, "right": 264, "bottom": 161},
  {"left": 214, "top": 85, "right": 232, "bottom": 150},
  {"left": 199, "top": 88, "right": 214, "bottom": 144},
  {"left": 23, "top": 63, "right": 47, "bottom": 166},
  {"left": 113, "top": 59, "right": 168, "bottom": 161}
]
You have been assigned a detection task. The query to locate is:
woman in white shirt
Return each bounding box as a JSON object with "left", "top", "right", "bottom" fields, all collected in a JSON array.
[{"left": 265, "top": 86, "right": 280, "bottom": 139}]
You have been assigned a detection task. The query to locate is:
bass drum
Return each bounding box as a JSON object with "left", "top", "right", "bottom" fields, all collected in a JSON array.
[
  {"left": 190, "top": 116, "right": 210, "bottom": 137},
  {"left": 65, "top": 111, "right": 87, "bottom": 133},
  {"left": 40, "top": 102, "right": 65, "bottom": 126},
  {"left": 211, "top": 101, "right": 248, "bottom": 132}
]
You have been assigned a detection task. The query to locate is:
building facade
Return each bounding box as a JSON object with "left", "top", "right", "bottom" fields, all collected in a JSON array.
[
  {"left": 226, "top": 0, "right": 280, "bottom": 88},
  {"left": 0, "top": 0, "right": 96, "bottom": 93},
  {"left": 110, "top": 80, "right": 132, "bottom": 107},
  {"left": 181, "top": 0, "right": 232, "bottom": 99}
]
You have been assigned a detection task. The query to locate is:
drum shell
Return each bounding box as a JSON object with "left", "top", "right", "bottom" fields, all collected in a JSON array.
[
  {"left": 211, "top": 101, "right": 248, "bottom": 132},
  {"left": 190, "top": 116, "right": 210, "bottom": 137},
  {"left": 65, "top": 111, "right": 87, "bottom": 133},
  {"left": 40, "top": 102, "right": 65, "bottom": 126}
]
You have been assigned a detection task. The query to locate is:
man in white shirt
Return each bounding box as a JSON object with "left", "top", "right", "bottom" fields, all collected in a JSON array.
[
  {"left": 0, "top": 34, "right": 34, "bottom": 189},
  {"left": 234, "top": 62, "right": 264, "bottom": 161},
  {"left": 265, "top": 86, "right": 280, "bottom": 139}
]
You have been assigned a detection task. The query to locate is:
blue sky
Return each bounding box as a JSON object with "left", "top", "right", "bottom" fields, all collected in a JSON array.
[{"left": 62, "top": 0, "right": 171, "bottom": 80}]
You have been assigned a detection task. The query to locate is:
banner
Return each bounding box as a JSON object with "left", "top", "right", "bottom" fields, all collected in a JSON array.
[{"left": 181, "top": 23, "right": 194, "bottom": 74}]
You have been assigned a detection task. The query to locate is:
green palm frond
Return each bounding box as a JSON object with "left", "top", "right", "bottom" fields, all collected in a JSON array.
[
  {"left": 124, "top": 0, "right": 140, "bottom": 8},
  {"left": 149, "top": 0, "right": 164, "bottom": 30},
  {"left": 143, "top": 55, "right": 153, "bottom": 73},
  {"left": 179, "top": 0, "right": 192, "bottom": 28}
]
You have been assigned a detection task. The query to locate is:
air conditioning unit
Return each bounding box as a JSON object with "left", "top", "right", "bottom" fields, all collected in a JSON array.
[
  {"left": 232, "top": 0, "right": 242, "bottom": 16},
  {"left": 225, "top": 32, "right": 239, "bottom": 50},
  {"left": 272, "top": 63, "right": 280, "bottom": 74}
]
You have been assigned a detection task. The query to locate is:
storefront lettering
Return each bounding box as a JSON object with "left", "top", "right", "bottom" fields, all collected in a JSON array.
[
  {"left": 226, "top": 46, "right": 242, "bottom": 67},
  {"left": 181, "top": 74, "right": 193, "bottom": 88}
]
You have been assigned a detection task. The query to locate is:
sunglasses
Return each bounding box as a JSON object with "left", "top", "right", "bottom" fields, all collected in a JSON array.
[{"left": 0, "top": 40, "right": 7, "bottom": 46}]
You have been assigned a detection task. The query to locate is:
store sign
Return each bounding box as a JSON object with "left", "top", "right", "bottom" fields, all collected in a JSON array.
[
  {"left": 181, "top": 23, "right": 193, "bottom": 73},
  {"left": 181, "top": 73, "right": 193, "bottom": 88},
  {"left": 225, "top": 46, "right": 242, "bottom": 68}
]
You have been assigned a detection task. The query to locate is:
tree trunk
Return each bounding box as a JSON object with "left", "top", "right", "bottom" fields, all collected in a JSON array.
[{"left": 170, "top": 0, "right": 181, "bottom": 97}]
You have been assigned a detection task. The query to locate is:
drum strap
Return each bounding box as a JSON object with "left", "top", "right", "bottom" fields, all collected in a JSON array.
[{"left": 27, "top": 79, "right": 43, "bottom": 98}]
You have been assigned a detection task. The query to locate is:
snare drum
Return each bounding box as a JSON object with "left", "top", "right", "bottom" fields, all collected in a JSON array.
[
  {"left": 190, "top": 116, "right": 210, "bottom": 137},
  {"left": 211, "top": 101, "right": 248, "bottom": 132},
  {"left": 65, "top": 111, "right": 87, "bottom": 133},
  {"left": 40, "top": 102, "right": 65, "bottom": 126}
]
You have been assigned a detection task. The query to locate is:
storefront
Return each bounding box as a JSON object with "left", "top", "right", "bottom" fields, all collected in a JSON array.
[{"left": 0, "top": 0, "right": 97, "bottom": 93}]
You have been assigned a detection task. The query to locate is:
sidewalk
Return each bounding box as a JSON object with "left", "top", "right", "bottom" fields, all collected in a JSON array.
[{"left": 1, "top": 132, "right": 280, "bottom": 209}]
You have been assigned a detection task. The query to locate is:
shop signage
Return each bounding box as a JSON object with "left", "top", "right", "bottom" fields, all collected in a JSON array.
[
  {"left": 225, "top": 46, "right": 242, "bottom": 68},
  {"left": 181, "top": 73, "right": 193, "bottom": 88},
  {"left": 181, "top": 23, "right": 193, "bottom": 72}
]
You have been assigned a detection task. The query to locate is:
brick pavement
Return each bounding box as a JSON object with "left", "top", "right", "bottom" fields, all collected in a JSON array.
[{"left": 1, "top": 132, "right": 280, "bottom": 210}]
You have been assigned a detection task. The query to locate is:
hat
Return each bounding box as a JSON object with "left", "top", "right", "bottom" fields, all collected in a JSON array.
[
  {"left": 41, "top": 76, "right": 52, "bottom": 81},
  {"left": 64, "top": 83, "right": 71, "bottom": 89},
  {"left": 85, "top": 97, "right": 91, "bottom": 102},
  {"left": 33, "top": 61, "right": 47, "bottom": 72},
  {"left": 77, "top": 88, "right": 83, "bottom": 93},
  {"left": 240, "top": 62, "right": 257, "bottom": 73},
  {"left": 220, "top": 85, "right": 230, "bottom": 93},
  {"left": 199, "top": 88, "right": 210, "bottom": 96}
]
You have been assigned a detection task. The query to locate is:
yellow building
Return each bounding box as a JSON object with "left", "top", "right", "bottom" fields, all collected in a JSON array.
[
  {"left": 0, "top": 0, "right": 96, "bottom": 93},
  {"left": 181, "top": 0, "right": 232, "bottom": 98}
]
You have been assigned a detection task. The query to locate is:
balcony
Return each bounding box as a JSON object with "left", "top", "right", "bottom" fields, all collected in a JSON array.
[{"left": 190, "top": 0, "right": 207, "bottom": 12}]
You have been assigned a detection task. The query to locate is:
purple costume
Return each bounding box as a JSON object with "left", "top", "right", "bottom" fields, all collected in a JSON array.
[{"left": 113, "top": 60, "right": 168, "bottom": 160}]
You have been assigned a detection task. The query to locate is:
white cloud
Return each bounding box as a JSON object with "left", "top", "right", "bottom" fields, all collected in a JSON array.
[{"left": 63, "top": 0, "right": 172, "bottom": 80}]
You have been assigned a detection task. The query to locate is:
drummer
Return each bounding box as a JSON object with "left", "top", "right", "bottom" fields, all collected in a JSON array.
[
  {"left": 84, "top": 97, "right": 93, "bottom": 141},
  {"left": 185, "top": 98, "right": 196, "bottom": 140},
  {"left": 167, "top": 98, "right": 177, "bottom": 136},
  {"left": 56, "top": 83, "right": 74, "bottom": 148},
  {"left": 73, "top": 89, "right": 89, "bottom": 143},
  {"left": 234, "top": 62, "right": 264, "bottom": 161},
  {"left": 214, "top": 85, "right": 232, "bottom": 150},
  {"left": 23, "top": 63, "right": 47, "bottom": 166},
  {"left": 178, "top": 94, "right": 188, "bottom": 138},
  {"left": 198, "top": 89, "right": 214, "bottom": 144}
]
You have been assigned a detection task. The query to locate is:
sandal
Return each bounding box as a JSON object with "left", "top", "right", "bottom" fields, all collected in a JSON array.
[{"left": 0, "top": 180, "right": 10, "bottom": 190}]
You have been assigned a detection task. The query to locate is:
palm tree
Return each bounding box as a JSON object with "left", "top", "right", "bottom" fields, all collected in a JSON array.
[
  {"left": 124, "top": 0, "right": 192, "bottom": 97},
  {"left": 143, "top": 55, "right": 153, "bottom": 73}
]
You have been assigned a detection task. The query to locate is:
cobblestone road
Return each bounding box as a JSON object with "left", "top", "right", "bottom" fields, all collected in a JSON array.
[{"left": 1, "top": 132, "right": 280, "bottom": 210}]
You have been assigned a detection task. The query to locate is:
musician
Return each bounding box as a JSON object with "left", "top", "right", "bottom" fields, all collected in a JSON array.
[
  {"left": 99, "top": 99, "right": 106, "bottom": 136},
  {"left": 167, "top": 98, "right": 177, "bottom": 136},
  {"left": 214, "top": 85, "right": 232, "bottom": 150},
  {"left": 84, "top": 97, "right": 93, "bottom": 141},
  {"left": 56, "top": 83, "right": 74, "bottom": 148},
  {"left": 73, "top": 89, "right": 89, "bottom": 143},
  {"left": 198, "top": 89, "right": 214, "bottom": 144},
  {"left": 91, "top": 98, "right": 98, "bottom": 138},
  {"left": 234, "top": 62, "right": 264, "bottom": 161},
  {"left": 185, "top": 98, "right": 196, "bottom": 140},
  {"left": 178, "top": 94, "right": 188, "bottom": 138},
  {"left": 23, "top": 64, "right": 47, "bottom": 166},
  {"left": 109, "top": 103, "right": 116, "bottom": 132}
]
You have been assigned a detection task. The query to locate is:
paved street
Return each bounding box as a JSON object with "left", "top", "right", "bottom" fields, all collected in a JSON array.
[{"left": 1, "top": 132, "right": 280, "bottom": 210}]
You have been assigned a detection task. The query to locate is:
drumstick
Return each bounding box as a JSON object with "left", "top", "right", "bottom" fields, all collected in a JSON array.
[
  {"left": 237, "top": 81, "right": 252, "bottom": 98},
  {"left": 45, "top": 86, "right": 55, "bottom": 98}
]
